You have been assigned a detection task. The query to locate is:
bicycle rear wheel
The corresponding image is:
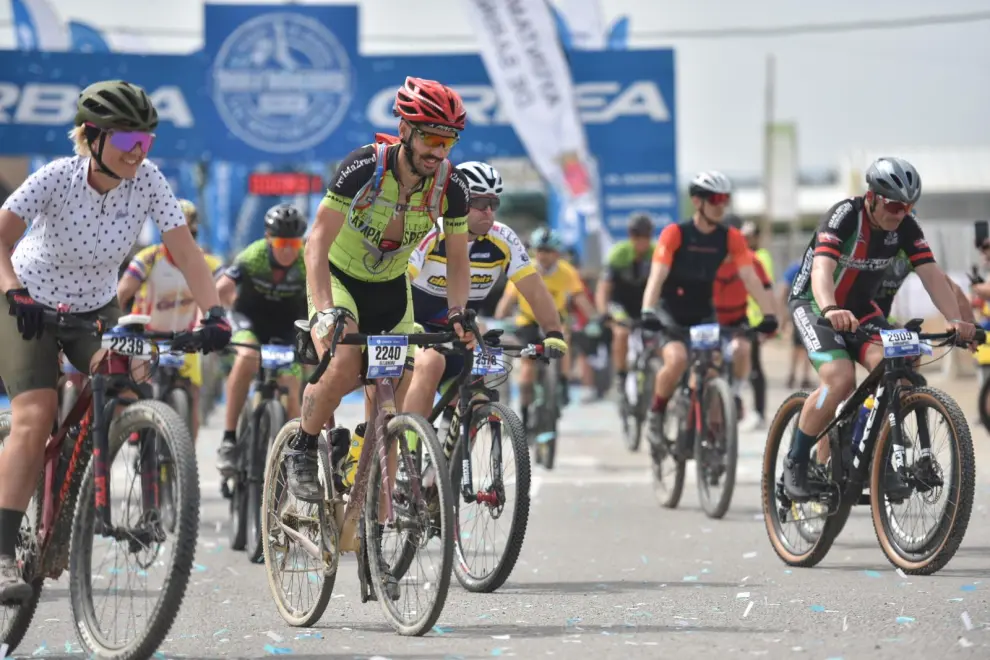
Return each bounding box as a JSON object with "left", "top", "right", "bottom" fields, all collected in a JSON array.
[
  {"left": 450, "top": 402, "right": 531, "bottom": 593},
  {"left": 229, "top": 404, "right": 252, "bottom": 551},
  {"left": 247, "top": 401, "right": 285, "bottom": 563},
  {"left": 69, "top": 400, "right": 199, "bottom": 660},
  {"left": 0, "top": 410, "right": 44, "bottom": 655},
  {"left": 871, "top": 387, "right": 975, "bottom": 575},
  {"left": 366, "top": 413, "right": 453, "bottom": 636}
]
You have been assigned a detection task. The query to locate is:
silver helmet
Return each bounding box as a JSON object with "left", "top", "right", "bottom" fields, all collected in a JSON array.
[
  {"left": 865, "top": 157, "right": 921, "bottom": 205},
  {"left": 689, "top": 170, "right": 732, "bottom": 197}
]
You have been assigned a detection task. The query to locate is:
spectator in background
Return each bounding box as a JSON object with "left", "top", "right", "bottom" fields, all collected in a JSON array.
[
  {"left": 742, "top": 220, "right": 773, "bottom": 426},
  {"left": 779, "top": 259, "right": 813, "bottom": 389}
]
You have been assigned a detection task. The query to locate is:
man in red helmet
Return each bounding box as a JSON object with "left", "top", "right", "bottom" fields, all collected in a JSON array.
[{"left": 289, "top": 77, "right": 474, "bottom": 511}]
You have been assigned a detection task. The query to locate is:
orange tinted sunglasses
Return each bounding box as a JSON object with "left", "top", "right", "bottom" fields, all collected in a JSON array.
[
  {"left": 412, "top": 125, "right": 459, "bottom": 150},
  {"left": 271, "top": 237, "right": 303, "bottom": 250}
]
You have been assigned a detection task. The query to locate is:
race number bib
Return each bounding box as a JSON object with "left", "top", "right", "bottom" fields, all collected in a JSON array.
[
  {"left": 156, "top": 344, "right": 185, "bottom": 368},
  {"left": 261, "top": 345, "right": 295, "bottom": 370},
  {"left": 101, "top": 333, "right": 153, "bottom": 358},
  {"left": 367, "top": 336, "right": 409, "bottom": 379},
  {"left": 472, "top": 347, "right": 506, "bottom": 375},
  {"left": 689, "top": 323, "right": 720, "bottom": 350},
  {"left": 879, "top": 329, "right": 932, "bottom": 358}
]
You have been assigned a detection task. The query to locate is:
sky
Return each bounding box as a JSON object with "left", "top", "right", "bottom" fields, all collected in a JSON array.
[{"left": 1, "top": 0, "right": 987, "bottom": 181}]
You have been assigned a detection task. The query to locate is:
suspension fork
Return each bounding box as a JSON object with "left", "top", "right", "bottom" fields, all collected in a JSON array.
[
  {"left": 906, "top": 370, "right": 933, "bottom": 454},
  {"left": 458, "top": 386, "right": 476, "bottom": 502},
  {"left": 90, "top": 374, "right": 113, "bottom": 535}
]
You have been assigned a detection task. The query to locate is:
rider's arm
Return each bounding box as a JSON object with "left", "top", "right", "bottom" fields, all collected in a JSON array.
[
  {"left": 440, "top": 170, "right": 473, "bottom": 312},
  {"left": 972, "top": 281, "right": 990, "bottom": 300},
  {"left": 594, "top": 277, "right": 612, "bottom": 316},
  {"left": 808, "top": 201, "right": 862, "bottom": 310},
  {"left": 948, "top": 276, "right": 976, "bottom": 323},
  {"left": 494, "top": 281, "right": 520, "bottom": 320},
  {"left": 160, "top": 226, "right": 222, "bottom": 313},
  {"left": 0, "top": 211, "right": 26, "bottom": 292},
  {"left": 216, "top": 274, "right": 238, "bottom": 308},
  {"left": 916, "top": 263, "right": 965, "bottom": 323},
  {"left": 566, "top": 265, "right": 597, "bottom": 321},
  {"left": 304, "top": 205, "right": 343, "bottom": 313},
  {"left": 514, "top": 272, "right": 563, "bottom": 333},
  {"left": 731, "top": 233, "right": 776, "bottom": 315},
  {"left": 642, "top": 224, "right": 681, "bottom": 310}
]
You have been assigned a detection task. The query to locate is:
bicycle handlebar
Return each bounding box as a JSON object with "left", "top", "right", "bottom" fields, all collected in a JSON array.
[
  {"left": 41, "top": 309, "right": 202, "bottom": 351},
  {"left": 813, "top": 316, "right": 986, "bottom": 345}
]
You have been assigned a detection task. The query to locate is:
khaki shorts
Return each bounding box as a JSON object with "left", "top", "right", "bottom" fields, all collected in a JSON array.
[{"left": 0, "top": 297, "right": 122, "bottom": 400}]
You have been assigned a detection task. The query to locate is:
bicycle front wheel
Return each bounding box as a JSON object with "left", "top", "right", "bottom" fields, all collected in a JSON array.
[
  {"left": 69, "top": 400, "right": 199, "bottom": 660},
  {"left": 366, "top": 413, "right": 454, "bottom": 636},
  {"left": 450, "top": 402, "right": 531, "bottom": 593},
  {"left": 695, "top": 377, "right": 738, "bottom": 519},
  {"left": 870, "top": 386, "right": 975, "bottom": 575}
]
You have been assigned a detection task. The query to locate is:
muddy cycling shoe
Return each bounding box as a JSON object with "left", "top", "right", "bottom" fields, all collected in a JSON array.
[
  {"left": 0, "top": 555, "right": 32, "bottom": 605},
  {"left": 216, "top": 439, "right": 238, "bottom": 477},
  {"left": 285, "top": 449, "right": 322, "bottom": 503},
  {"left": 782, "top": 457, "right": 823, "bottom": 501}
]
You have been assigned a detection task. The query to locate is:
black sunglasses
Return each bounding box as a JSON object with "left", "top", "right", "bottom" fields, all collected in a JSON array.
[{"left": 469, "top": 197, "right": 501, "bottom": 212}]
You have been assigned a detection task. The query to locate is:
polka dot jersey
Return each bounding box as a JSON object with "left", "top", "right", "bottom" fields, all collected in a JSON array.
[{"left": 2, "top": 156, "right": 186, "bottom": 313}]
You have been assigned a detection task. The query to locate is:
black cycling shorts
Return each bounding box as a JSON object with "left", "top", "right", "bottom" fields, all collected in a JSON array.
[
  {"left": 654, "top": 305, "right": 717, "bottom": 350},
  {"left": 789, "top": 299, "right": 892, "bottom": 370}
]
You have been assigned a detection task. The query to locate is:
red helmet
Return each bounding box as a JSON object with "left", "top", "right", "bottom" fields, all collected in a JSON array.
[{"left": 393, "top": 76, "right": 467, "bottom": 131}]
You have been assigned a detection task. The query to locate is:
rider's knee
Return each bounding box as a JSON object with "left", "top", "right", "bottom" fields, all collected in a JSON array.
[
  {"left": 414, "top": 349, "right": 445, "bottom": 382},
  {"left": 11, "top": 390, "right": 58, "bottom": 438},
  {"left": 321, "top": 345, "right": 361, "bottom": 392},
  {"left": 818, "top": 361, "right": 855, "bottom": 396},
  {"left": 662, "top": 342, "right": 689, "bottom": 371},
  {"left": 235, "top": 348, "right": 260, "bottom": 369}
]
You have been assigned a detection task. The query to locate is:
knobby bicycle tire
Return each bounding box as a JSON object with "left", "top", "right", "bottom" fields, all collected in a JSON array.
[
  {"left": 0, "top": 411, "right": 44, "bottom": 655},
  {"left": 870, "top": 386, "right": 975, "bottom": 575},
  {"left": 365, "top": 413, "right": 454, "bottom": 636},
  {"left": 229, "top": 403, "right": 253, "bottom": 551},
  {"left": 696, "top": 376, "right": 738, "bottom": 519},
  {"left": 262, "top": 419, "right": 335, "bottom": 628},
  {"left": 450, "top": 401, "right": 531, "bottom": 593},
  {"left": 69, "top": 400, "right": 199, "bottom": 660},
  {"left": 247, "top": 401, "right": 285, "bottom": 563}
]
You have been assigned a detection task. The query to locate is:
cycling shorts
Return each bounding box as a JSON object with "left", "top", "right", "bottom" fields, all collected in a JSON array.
[
  {"left": 230, "top": 312, "right": 303, "bottom": 380},
  {"left": 789, "top": 299, "right": 893, "bottom": 370},
  {"left": 654, "top": 304, "right": 717, "bottom": 350},
  {"left": 0, "top": 297, "right": 121, "bottom": 400}
]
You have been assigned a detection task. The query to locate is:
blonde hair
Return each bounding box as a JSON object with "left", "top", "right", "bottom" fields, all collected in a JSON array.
[{"left": 68, "top": 125, "right": 91, "bottom": 157}]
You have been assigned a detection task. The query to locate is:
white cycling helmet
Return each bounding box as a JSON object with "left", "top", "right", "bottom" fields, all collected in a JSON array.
[
  {"left": 457, "top": 161, "right": 504, "bottom": 196},
  {"left": 689, "top": 170, "right": 732, "bottom": 197}
]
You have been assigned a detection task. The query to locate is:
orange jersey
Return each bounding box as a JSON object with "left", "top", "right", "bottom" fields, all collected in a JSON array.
[{"left": 713, "top": 252, "right": 771, "bottom": 325}]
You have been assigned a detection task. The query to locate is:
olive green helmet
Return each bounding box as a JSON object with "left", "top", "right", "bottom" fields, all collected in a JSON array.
[{"left": 74, "top": 80, "right": 158, "bottom": 132}]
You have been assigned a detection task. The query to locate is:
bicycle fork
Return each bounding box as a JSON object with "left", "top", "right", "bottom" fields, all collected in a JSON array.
[
  {"left": 456, "top": 398, "right": 502, "bottom": 507},
  {"left": 90, "top": 376, "right": 113, "bottom": 536}
]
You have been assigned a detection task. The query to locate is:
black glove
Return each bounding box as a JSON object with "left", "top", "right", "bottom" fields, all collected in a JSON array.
[
  {"left": 5, "top": 288, "right": 45, "bottom": 340},
  {"left": 969, "top": 265, "right": 984, "bottom": 285},
  {"left": 447, "top": 306, "right": 476, "bottom": 337},
  {"left": 754, "top": 314, "right": 779, "bottom": 335},
  {"left": 196, "top": 306, "right": 232, "bottom": 353},
  {"left": 640, "top": 308, "right": 663, "bottom": 332}
]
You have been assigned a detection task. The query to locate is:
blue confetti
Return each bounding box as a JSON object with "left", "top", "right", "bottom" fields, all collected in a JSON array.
[
  {"left": 864, "top": 570, "right": 881, "bottom": 578},
  {"left": 896, "top": 616, "right": 915, "bottom": 625},
  {"left": 213, "top": 628, "right": 229, "bottom": 637},
  {"left": 432, "top": 625, "right": 453, "bottom": 635},
  {"left": 682, "top": 575, "right": 698, "bottom": 582},
  {"left": 492, "top": 649, "right": 507, "bottom": 657},
  {"left": 960, "top": 584, "right": 977, "bottom": 592},
  {"left": 566, "top": 617, "right": 582, "bottom": 627},
  {"left": 193, "top": 563, "right": 207, "bottom": 572},
  {"left": 641, "top": 555, "right": 648, "bottom": 565},
  {"left": 809, "top": 605, "right": 826, "bottom": 613},
  {"left": 153, "top": 653, "right": 167, "bottom": 660},
  {"left": 294, "top": 631, "right": 323, "bottom": 640},
  {"left": 264, "top": 644, "right": 293, "bottom": 655}
]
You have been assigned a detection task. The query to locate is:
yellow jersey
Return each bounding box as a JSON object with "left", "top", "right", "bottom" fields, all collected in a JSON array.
[
  {"left": 126, "top": 244, "right": 224, "bottom": 332},
  {"left": 747, "top": 247, "right": 774, "bottom": 326},
  {"left": 509, "top": 259, "right": 584, "bottom": 326}
]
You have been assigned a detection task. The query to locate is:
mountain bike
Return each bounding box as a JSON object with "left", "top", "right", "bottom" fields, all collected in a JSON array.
[
  {"left": 648, "top": 321, "right": 738, "bottom": 519},
  {"left": 525, "top": 337, "right": 564, "bottom": 471},
  {"left": 763, "top": 318, "right": 982, "bottom": 574},
  {"left": 261, "top": 319, "right": 455, "bottom": 636},
  {"left": 224, "top": 341, "right": 296, "bottom": 563},
  {"left": 0, "top": 311, "right": 202, "bottom": 659},
  {"left": 429, "top": 328, "right": 544, "bottom": 593}
]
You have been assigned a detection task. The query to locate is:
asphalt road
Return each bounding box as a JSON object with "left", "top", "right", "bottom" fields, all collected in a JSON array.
[{"left": 7, "top": 353, "right": 990, "bottom": 659}]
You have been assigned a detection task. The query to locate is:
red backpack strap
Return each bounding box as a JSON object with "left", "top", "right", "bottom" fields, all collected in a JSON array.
[
  {"left": 374, "top": 133, "right": 401, "bottom": 146},
  {"left": 424, "top": 158, "right": 452, "bottom": 223}
]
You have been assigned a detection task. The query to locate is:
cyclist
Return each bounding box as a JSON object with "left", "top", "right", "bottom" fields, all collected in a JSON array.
[
  {"left": 595, "top": 213, "right": 655, "bottom": 402},
  {"left": 117, "top": 198, "right": 224, "bottom": 442},
  {"left": 405, "top": 161, "right": 566, "bottom": 423},
  {"left": 215, "top": 204, "right": 308, "bottom": 475},
  {"left": 712, "top": 215, "right": 774, "bottom": 424},
  {"left": 288, "top": 77, "right": 474, "bottom": 502},
  {"left": 741, "top": 220, "right": 774, "bottom": 430},
  {"left": 641, "top": 171, "right": 778, "bottom": 440},
  {"left": 783, "top": 157, "right": 975, "bottom": 500},
  {"left": 495, "top": 228, "right": 599, "bottom": 424},
  {"left": 874, "top": 245, "right": 971, "bottom": 325},
  {"left": 0, "top": 80, "right": 230, "bottom": 602}
]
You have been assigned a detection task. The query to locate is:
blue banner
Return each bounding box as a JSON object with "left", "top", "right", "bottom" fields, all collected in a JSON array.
[{"left": 0, "top": 4, "right": 677, "bottom": 250}]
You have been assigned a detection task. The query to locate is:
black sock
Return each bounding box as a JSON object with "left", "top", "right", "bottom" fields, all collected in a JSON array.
[
  {"left": 787, "top": 429, "right": 818, "bottom": 462},
  {"left": 0, "top": 508, "right": 25, "bottom": 557}
]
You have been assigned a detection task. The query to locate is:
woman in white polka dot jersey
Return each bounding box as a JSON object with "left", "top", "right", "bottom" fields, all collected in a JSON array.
[{"left": 0, "top": 80, "right": 232, "bottom": 602}]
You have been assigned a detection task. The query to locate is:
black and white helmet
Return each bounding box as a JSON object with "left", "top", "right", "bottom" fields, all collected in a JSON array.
[
  {"left": 866, "top": 157, "right": 922, "bottom": 205},
  {"left": 457, "top": 161, "right": 503, "bottom": 196},
  {"left": 689, "top": 170, "right": 732, "bottom": 197}
]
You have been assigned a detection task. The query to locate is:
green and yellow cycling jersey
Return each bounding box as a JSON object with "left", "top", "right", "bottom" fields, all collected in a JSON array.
[{"left": 321, "top": 143, "right": 471, "bottom": 282}]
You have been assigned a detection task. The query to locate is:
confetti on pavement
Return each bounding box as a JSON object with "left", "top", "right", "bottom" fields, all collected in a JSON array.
[
  {"left": 864, "top": 570, "right": 881, "bottom": 578},
  {"left": 960, "top": 584, "right": 977, "bottom": 592},
  {"left": 264, "top": 644, "right": 293, "bottom": 655},
  {"left": 809, "top": 605, "right": 826, "bottom": 613},
  {"left": 896, "top": 616, "right": 915, "bottom": 625},
  {"left": 743, "top": 552, "right": 758, "bottom": 559},
  {"left": 962, "top": 612, "right": 973, "bottom": 631},
  {"left": 743, "top": 602, "right": 754, "bottom": 618},
  {"left": 266, "top": 631, "right": 284, "bottom": 643}
]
